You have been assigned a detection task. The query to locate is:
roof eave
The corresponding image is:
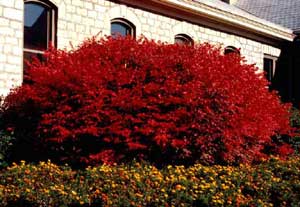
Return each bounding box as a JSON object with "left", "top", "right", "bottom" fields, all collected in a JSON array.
[
  {"left": 294, "top": 30, "right": 300, "bottom": 35},
  {"left": 154, "top": 0, "right": 295, "bottom": 42}
]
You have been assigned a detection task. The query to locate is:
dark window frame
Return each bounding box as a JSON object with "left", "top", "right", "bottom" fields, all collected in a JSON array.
[
  {"left": 174, "top": 34, "right": 194, "bottom": 46},
  {"left": 263, "top": 54, "right": 277, "bottom": 82},
  {"left": 111, "top": 18, "right": 136, "bottom": 38},
  {"left": 224, "top": 46, "right": 240, "bottom": 55},
  {"left": 220, "top": 0, "right": 230, "bottom": 3},
  {"left": 23, "top": 0, "right": 57, "bottom": 66}
]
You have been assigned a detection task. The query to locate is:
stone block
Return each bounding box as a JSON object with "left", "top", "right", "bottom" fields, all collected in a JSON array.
[
  {"left": 7, "top": 55, "right": 21, "bottom": 64},
  {"left": 0, "top": 26, "right": 14, "bottom": 36},
  {"left": 0, "top": 0, "right": 14, "bottom": 7},
  {"left": 72, "top": 0, "right": 83, "bottom": 7},
  {"left": 10, "top": 20, "right": 22, "bottom": 29},
  {"left": 3, "top": 8, "right": 22, "bottom": 21},
  {"left": 0, "top": 17, "right": 9, "bottom": 26}
]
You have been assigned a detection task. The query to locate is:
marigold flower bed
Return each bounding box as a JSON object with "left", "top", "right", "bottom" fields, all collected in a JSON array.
[{"left": 0, "top": 157, "right": 300, "bottom": 207}]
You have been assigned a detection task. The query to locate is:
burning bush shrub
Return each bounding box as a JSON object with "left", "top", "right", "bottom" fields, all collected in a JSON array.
[{"left": 1, "top": 37, "right": 293, "bottom": 165}]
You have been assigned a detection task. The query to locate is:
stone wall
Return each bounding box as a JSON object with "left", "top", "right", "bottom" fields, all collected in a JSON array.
[
  {"left": 0, "top": 0, "right": 23, "bottom": 96},
  {"left": 0, "top": 0, "right": 281, "bottom": 95}
]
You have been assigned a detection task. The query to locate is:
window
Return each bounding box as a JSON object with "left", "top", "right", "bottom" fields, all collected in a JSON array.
[
  {"left": 174, "top": 34, "right": 193, "bottom": 46},
  {"left": 220, "top": 0, "right": 230, "bottom": 3},
  {"left": 111, "top": 18, "right": 135, "bottom": 38},
  {"left": 264, "top": 55, "right": 277, "bottom": 82},
  {"left": 224, "top": 46, "right": 240, "bottom": 55},
  {"left": 24, "top": 0, "right": 57, "bottom": 69}
]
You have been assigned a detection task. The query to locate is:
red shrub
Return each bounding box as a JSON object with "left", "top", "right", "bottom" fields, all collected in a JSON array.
[{"left": 1, "top": 37, "right": 293, "bottom": 165}]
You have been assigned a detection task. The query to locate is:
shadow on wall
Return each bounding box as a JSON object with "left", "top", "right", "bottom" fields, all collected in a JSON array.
[{"left": 272, "top": 36, "right": 300, "bottom": 107}]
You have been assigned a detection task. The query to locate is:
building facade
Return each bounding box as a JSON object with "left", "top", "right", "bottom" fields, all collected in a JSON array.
[
  {"left": 235, "top": 0, "right": 300, "bottom": 104},
  {"left": 0, "top": 0, "right": 294, "bottom": 96}
]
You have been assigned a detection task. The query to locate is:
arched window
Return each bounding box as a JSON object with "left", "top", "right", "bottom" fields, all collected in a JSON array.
[
  {"left": 224, "top": 46, "right": 240, "bottom": 55},
  {"left": 174, "top": 34, "right": 193, "bottom": 46},
  {"left": 221, "top": 0, "right": 230, "bottom": 3},
  {"left": 111, "top": 18, "right": 135, "bottom": 38},
  {"left": 24, "top": 0, "right": 57, "bottom": 68}
]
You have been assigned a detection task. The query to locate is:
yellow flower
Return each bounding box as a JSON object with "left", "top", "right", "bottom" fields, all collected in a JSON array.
[
  {"left": 272, "top": 177, "right": 280, "bottom": 182},
  {"left": 175, "top": 184, "right": 182, "bottom": 190},
  {"left": 135, "top": 193, "right": 143, "bottom": 198}
]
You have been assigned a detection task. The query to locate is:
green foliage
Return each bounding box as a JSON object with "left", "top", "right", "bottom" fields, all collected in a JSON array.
[
  {"left": 0, "top": 98, "right": 15, "bottom": 168},
  {"left": 290, "top": 107, "right": 300, "bottom": 153},
  {"left": 1, "top": 157, "right": 300, "bottom": 206},
  {"left": 0, "top": 95, "right": 15, "bottom": 168},
  {"left": 0, "top": 130, "right": 15, "bottom": 169}
]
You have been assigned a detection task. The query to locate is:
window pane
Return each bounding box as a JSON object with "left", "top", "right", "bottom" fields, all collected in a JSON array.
[
  {"left": 224, "top": 46, "right": 240, "bottom": 55},
  {"left": 175, "top": 34, "right": 193, "bottom": 46},
  {"left": 23, "top": 51, "right": 45, "bottom": 70},
  {"left": 264, "top": 58, "right": 273, "bottom": 81},
  {"left": 175, "top": 37, "right": 190, "bottom": 45},
  {"left": 24, "top": 3, "right": 49, "bottom": 50},
  {"left": 111, "top": 22, "right": 131, "bottom": 37}
]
